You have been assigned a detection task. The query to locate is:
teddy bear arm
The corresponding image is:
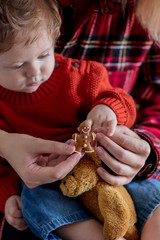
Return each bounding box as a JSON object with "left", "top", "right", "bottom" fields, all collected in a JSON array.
[
  {"left": 97, "top": 184, "right": 133, "bottom": 240},
  {"left": 81, "top": 187, "right": 104, "bottom": 223}
]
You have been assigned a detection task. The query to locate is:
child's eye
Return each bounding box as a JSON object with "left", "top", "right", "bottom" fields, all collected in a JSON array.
[
  {"left": 38, "top": 53, "right": 50, "bottom": 59},
  {"left": 12, "top": 64, "right": 23, "bottom": 70}
]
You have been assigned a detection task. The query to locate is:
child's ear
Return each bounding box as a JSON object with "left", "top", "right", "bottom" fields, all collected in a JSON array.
[{"left": 77, "top": 127, "right": 80, "bottom": 131}]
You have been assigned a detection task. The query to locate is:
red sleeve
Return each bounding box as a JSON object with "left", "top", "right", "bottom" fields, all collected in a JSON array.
[
  {"left": 88, "top": 61, "right": 136, "bottom": 128},
  {"left": 0, "top": 118, "right": 20, "bottom": 213},
  {"left": 0, "top": 160, "right": 20, "bottom": 213}
]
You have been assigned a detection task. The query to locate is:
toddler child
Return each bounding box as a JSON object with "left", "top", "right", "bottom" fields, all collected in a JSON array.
[{"left": 0, "top": 0, "right": 136, "bottom": 239}]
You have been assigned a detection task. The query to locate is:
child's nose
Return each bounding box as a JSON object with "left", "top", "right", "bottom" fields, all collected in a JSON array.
[{"left": 26, "top": 63, "right": 40, "bottom": 77}]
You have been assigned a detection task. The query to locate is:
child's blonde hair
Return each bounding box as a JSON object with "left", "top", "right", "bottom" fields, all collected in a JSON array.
[
  {"left": 0, "top": 0, "right": 61, "bottom": 53},
  {"left": 122, "top": 0, "right": 160, "bottom": 43}
]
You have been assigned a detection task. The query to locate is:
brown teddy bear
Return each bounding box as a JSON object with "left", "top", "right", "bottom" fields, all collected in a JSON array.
[{"left": 60, "top": 121, "right": 139, "bottom": 240}]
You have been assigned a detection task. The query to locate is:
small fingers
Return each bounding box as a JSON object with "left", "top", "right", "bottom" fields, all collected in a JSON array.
[
  {"left": 86, "top": 119, "right": 93, "bottom": 126},
  {"left": 6, "top": 217, "right": 28, "bottom": 231},
  {"left": 105, "top": 119, "right": 117, "bottom": 136},
  {"left": 87, "top": 118, "right": 100, "bottom": 131}
]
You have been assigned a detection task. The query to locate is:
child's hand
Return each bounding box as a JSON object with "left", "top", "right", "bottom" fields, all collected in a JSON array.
[
  {"left": 4, "top": 195, "right": 28, "bottom": 231},
  {"left": 87, "top": 104, "right": 117, "bottom": 136}
]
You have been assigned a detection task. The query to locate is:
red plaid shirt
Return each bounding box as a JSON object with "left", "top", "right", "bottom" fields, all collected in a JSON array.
[{"left": 56, "top": 0, "right": 160, "bottom": 179}]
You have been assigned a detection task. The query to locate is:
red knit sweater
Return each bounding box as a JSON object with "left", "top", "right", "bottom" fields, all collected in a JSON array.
[{"left": 0, "top": 53, "right": 136, "bottom": 213}]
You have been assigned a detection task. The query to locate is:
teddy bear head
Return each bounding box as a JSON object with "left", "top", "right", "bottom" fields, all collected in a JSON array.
[{"left": 60, "top": 154, "right": 101, "bottom": 197}]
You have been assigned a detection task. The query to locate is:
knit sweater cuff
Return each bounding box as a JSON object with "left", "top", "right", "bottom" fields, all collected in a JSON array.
[{"left": 0, "top": 172, "right": 20, "bottom": 213}]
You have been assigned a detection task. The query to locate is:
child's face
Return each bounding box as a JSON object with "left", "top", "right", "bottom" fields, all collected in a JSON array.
[{"left": 0, "top": 31, "right": 55, "bottom": 93}]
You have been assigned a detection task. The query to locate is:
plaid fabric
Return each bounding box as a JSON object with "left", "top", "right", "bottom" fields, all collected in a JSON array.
[{"left": 56, "top": 0, "right": 160, "bottom": 179}]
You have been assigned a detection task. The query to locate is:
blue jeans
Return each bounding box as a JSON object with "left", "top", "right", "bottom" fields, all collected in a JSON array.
[
  {"left": 125, "top": 178, "right": 160, "bottom": 234},
  {"left": 21, "top": 179, "right": 160, "bottom": 240},
  {"left": 21, "top": 181, "right": 94, "bottom": 240}
]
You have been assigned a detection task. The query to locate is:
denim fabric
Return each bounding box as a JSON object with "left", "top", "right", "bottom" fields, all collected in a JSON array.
[
  {"left": 21, "top": 179, "right": 160, "bottom": 239},
  {"left": 21, "top": 182, "right": 94, "bottom": 240},
  {"left": 125, "top": 178, "right": 160, "bottom": 234}
]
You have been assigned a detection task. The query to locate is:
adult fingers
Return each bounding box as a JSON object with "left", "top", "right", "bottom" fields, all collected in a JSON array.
[
  {"left": 96, "top": 133, "right": 146, "bottom": 179},
  {"left": 97, "top": 166, "right": 131, "bottom": 186},
  {"left": 96, "top": 125, "right": 139, "bottom": 139},
  {"left": 109, "top": 130, "right": 150, "bottom": 157},
  {"left": 30, "top": 138, "right": 75, "bottom": 156},
  {"left": 46, "top": 140, "right": 76, "bottom": 163},
  {"left": 96, "top": 146, "right": 133, "bottom": 177},
  {"left": 24, "top": 153, "right": 82, "bottom": 188},
  {"left": 96, "top": 133, "right": 135, "bottom": 166},
  {"left": 65, "top": 139, "right": 77, "bottom": 146},
  {"left": 96, "top": 132, "right": 148, "bottom": 169}
]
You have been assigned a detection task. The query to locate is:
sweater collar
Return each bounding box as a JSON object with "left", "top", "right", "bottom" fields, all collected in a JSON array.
[{"left": 0, "top": 75, "right": 60, "bottom": 105}]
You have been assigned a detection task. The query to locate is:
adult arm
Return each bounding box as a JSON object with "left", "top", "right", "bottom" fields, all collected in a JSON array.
[{"left": 131, "top": 44, "right": 160, "bottom": 178}]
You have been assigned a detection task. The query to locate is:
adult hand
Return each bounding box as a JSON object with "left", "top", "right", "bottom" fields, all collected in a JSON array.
[
  {"left": 0, "top": 131, "right": 81, "bottom": 188},
  {"left": 95, "top": 125, "right": 151, "bottom": 186},
  {"left": 4, "top": 195, "right": 28, "bottom": 231}
]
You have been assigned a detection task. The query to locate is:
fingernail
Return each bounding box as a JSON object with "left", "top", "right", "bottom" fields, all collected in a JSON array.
[
  {"left": 96, "top": 147, "right": 104, "bottom": 156},
  {"left": 65, "top": 144, "right": 75, "bottom": 152},
  {"left": 97, "top": 167, "right": 104, "bottom": 175},
  {"left": 75, "top": 153, "right": 82, "bottom": 162},
  {"left": 94, "top": 128, "right": 102, "bottom": 133},
  {"left": 107, "top": 131, "right": 113, "bottom": 136},
  {"left": 96, "top": 133, "right": 103, "bottom": 141}
]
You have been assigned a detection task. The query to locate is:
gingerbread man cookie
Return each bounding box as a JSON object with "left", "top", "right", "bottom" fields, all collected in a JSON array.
[{"left": 72, "top": 120, "right": 96, "bottom": 153}]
